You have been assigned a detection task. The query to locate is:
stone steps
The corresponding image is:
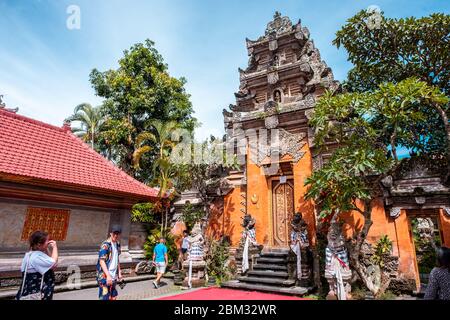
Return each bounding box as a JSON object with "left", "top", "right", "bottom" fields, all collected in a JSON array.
[
  {"left": 253, "top": 263, "right": 288, "bottom": 271},
  {"left": 224, "top": 247, "right": 312, "bottom": 296},
  {"left": 259, "top": 251, "right": 289, "bottom": 258},
  {"left": 222, "top": 280, "right": 309, "bottom": 296},
  {"left": 247, "top": 270, "right": 289, "bottom": 278},
  {"left": 256, "top": 257, "right": 287, "bottom": 264},
  {"left": 237, "top": 276, "right": 295, "bottom": 286}
]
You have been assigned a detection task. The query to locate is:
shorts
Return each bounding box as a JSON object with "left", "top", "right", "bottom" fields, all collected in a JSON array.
[
  {"left": 98, "top": 279, "right": 118, "bottom": 300},
  {"left": 155, "top": 262, "right": 166, "bottom": 273},
  {"left": 181, "top": 248, "right": 188, "bottom": 254}
]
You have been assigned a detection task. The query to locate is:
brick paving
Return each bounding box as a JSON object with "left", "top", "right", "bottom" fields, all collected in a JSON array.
[{"left": 53, "top": 278, "right": 182, "bottom": 300}]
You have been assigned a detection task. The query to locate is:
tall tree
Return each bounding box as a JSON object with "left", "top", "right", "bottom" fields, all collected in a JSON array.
[
  {"left": 133, "top": 120, "right": 179, "bottom": 234},
  {"left": 333, "top": 11, "right": 450, "bottom": 180},
  {"left": 90, "top": 39, "right": 197, "bottom": 180},
  {"left": 65, "top": 103, "right": 104, "bottom": 149},
  {"left": 306, "top": 78, "right": 449, "bottom": 296}
]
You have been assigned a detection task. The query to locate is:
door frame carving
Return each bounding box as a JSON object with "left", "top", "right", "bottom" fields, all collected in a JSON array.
[{"left": 268, "top": 175, "right": 294, "bottom": 247}]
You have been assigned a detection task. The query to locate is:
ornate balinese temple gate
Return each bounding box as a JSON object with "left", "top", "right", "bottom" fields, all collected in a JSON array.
[
  {"left": 213, "top": 11, "right": 450, "bottom": 296},
  {"left": 220, "top": 12, "right": 340, "bottom": 295}
]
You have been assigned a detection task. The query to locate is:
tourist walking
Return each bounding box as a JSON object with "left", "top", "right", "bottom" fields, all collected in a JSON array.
[
  {"left": 178, "top": 230, "right": 189, "bottom": 268},
  {"left": 152, "top": 237, "right": 168, "bottom": 289},
  {"left": 424, "top": 246, "right": 450, "bottom": 300},
  {"left": 96, "top": 225, "right": 123, "bottom": 300},
  {"left": 16, "top": 231, "right": 58, "bottom": 300}
]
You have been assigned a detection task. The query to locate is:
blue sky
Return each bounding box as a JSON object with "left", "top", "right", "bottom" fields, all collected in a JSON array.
[{"left": 1, "top": 0, "right": 449, "bottom": 141}]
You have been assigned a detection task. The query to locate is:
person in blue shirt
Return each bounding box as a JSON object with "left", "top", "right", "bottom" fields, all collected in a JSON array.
[{"left": 152, "top": 237, "right": 168, "bottom": 289}]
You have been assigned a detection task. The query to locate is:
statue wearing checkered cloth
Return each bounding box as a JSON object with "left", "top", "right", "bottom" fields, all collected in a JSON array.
[
  {"left": 324, "top": 219, "right": 352, "bottom": 300},
  {"left": 241, "top": 214, "right": 260, "bottom": 273},
  {"left": 290, "top": 213, "right": 310, "bottom": 280}
]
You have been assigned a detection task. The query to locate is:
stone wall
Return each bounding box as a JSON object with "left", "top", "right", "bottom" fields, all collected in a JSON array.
[
  {"left": 0, "top": 199, "right": 133, "bottom": 278},
  {"left": 0, "top": 200, "right": 113, "bottom": 251}
]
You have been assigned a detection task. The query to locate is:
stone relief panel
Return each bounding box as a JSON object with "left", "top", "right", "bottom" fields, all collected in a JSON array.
[{"left": 254, "top": 129, "right": 307, "bottom": 166}]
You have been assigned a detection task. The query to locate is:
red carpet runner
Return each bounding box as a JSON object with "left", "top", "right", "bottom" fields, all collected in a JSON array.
[{"left": 157, "top": 287, "right": 308, "bottom": 300}]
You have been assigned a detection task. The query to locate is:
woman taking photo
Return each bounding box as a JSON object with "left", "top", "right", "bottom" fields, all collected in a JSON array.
[{"left": 16, "top": 230, "right": 58, "bottom": 300}]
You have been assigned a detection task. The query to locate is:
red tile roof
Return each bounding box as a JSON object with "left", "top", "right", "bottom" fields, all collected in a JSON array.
[{"left": 0, "top": 108, "right": 158, "bottom": 200}]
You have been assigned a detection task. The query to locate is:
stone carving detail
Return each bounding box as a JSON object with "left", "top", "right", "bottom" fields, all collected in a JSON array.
[
  {"left": 415, "top": 196, "right": 426, "bottom": 204},
  {"left": 0, "top": 95, "right": 19, "bottom": 113},
  {"left": 381, "top": 175, "right": 394, "bottom": 188},
  {"left": 255, "top": 129, "right": 306, "bottom": 166},
  {"left": 267, "top": 71, "right": 279, "bottom": 84},
  {"left": 182, "top": 222, "right": 206, "bottom": 288},
  {"left": 304, "top": 109, "right": 314, "bottom": 120},
  {"left": 325, "top": 219, "right": 352, "bottom": 300},
  {"left": 269, "top": 39, "right": 278, "bottom": 51},
  {"left": 390, "top": 207, "right": 402, "bottom": 219},
  {"left": 279, "top": 130, "right": 306, "bottom": 163},
  {"left": 264, "top": 115, "right": 279, "bottom": 129},
  {"left": 312, "top": 155, "right": 322, "bottom": 171},
  {"left": 416, "top": 218, "right": 435, "bottom": 241},
  {"left": 236, "top": 213, "right": 263, "bottom": 275},
  {"left": 289, "top": 212, "right": 312, "bottom": 284},
  {"left": 264, "top": 100, "right": 278, "bottom": 114},
  {"left": 444, "top": 207, "right": 450, "bottom": 217},
  {"left": 265, "top": 11, "right": 293, "bottom": 36}
]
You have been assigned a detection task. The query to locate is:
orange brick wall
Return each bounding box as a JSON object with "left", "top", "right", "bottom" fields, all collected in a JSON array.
[
  {"left": 439, "top": 208, "right": 450, "bottom": 247},
  {"left": 340, "top": 200, "right": 420, "bottom": 290},
  {"left": 293, "top": 143, "right": 316, "bottom": 245},
  {"left": 205, "top": 192, "right": 243, "bottom": 247},
  {"left": 246, "top": 160, "right": 270, "bottom": 246}
]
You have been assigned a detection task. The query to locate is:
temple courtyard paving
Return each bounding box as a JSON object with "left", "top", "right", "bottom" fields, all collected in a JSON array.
[{"left": 53, "top": 278, "right": 182, "bottom": 300}]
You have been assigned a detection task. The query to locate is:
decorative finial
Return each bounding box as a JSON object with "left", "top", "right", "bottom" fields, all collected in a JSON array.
[
  {"left": 0, "top": 95, "right": 19, "bottom": 113},
  {"left": 274, "top": 11, "right": 282, "bottom": 19},
  {"left": 62, "top": 120, "right": 72, "bottom": 132}
]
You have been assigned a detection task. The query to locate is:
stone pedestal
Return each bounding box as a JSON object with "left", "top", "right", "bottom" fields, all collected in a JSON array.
[
  {"left": 181, "top": 260, "right": 207, "bottom": 288},
  {"left": 325, "top": 268, "right": 352, "bottom": 300},
  {"left": 287, "top": 248, "right": 312, "bottom": 287}
]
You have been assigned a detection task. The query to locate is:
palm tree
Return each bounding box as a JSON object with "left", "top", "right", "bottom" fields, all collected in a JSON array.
[
  {"left": 65, "top": 103, "right": 104, "bottom": 149},
  {"left": 133, "top": 120, "right": 179, "bottom": 234}
]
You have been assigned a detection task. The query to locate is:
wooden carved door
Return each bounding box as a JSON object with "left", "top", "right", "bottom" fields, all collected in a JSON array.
[{"left": 272, "top": 179, "right": 294, "bottom": 247}]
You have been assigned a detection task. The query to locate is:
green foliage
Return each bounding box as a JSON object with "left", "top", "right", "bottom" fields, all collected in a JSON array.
[
  {"left": 131, "top": 202, "right": 157, "bottom": 223},
  {"left": 180, "top": 203, "right": 204, "bottom": 231},
  {"left": 65, "top": 103, "right": 104, "bottom": 150},
  {"left": 204, "top": 238, "right": 234, "bottom": 285},
  {"left": 256, "top": 111, "right": 266, "bottom": 120},
  {"left": 143, "top": 227, "right": 178, "bottom": 266},
  {"left": 376, "top": 290, "right": 397, "bottom": 300},
  {"left": 371, "top": 235, "right": 393, "bottom": 268},
  {"left": 351, "top": 283, "right": 369, "bottom": 300},
  {"left": 334, "top": 10, "right": 450, "bottom": 158},
  {"left": 89, "top": 39, "right": 197, "bottom": 181},
  {"left": 305, "top": 78, "right": 449, "bottom": 219},
  {"left": 334, "top": 11, "right": 450, "bottom": 95}
]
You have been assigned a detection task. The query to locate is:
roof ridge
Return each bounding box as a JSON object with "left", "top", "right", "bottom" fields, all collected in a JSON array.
[
  {"left": 0, "top": 108, "right": 65, "bottom": 132},
  {"left": 64, "top": 130, "right": 158, "bottom": 195}
]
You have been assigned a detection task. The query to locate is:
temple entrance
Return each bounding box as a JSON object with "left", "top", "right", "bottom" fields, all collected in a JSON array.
[
  {"left": 408, "top": 209, "right": 444, "bottom": 289},
  {"left": 271, "top": 179, "right": 294, "bottom": 247}
]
